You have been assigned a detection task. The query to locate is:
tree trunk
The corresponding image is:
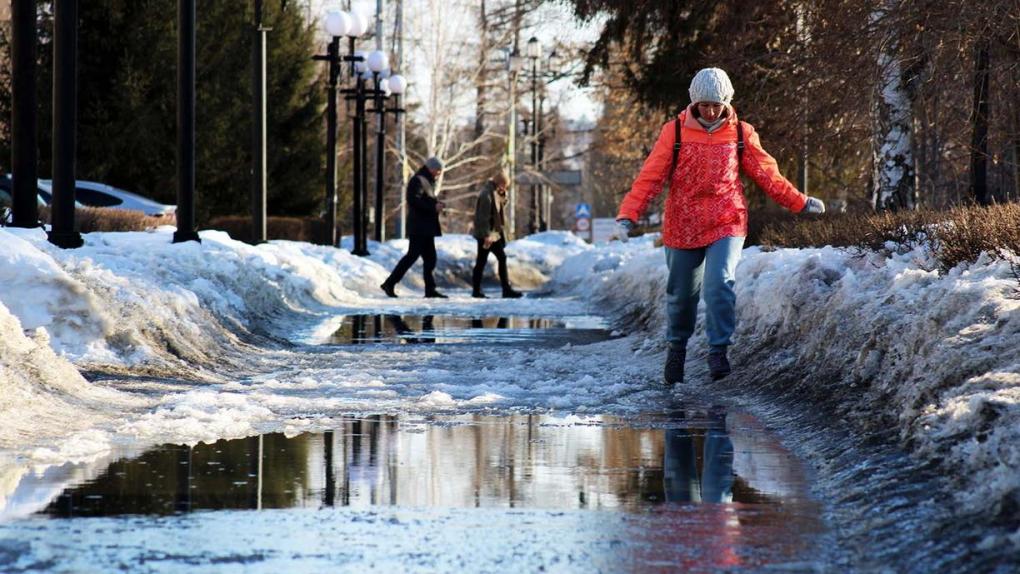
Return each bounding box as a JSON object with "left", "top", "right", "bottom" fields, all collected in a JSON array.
[
  {"left": 970, "top": 40, "right": 990, "bottom": 205},
  {"left": 870, "top": 2, "right": 917, "bottom": 211},
  {"left": 474, "top": 0, "right": 489, "bottom": 140}
]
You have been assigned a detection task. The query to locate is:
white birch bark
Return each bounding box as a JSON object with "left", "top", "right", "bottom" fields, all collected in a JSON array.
[{"left": 870, "top": 0, "right": 917, "bottom": 211}]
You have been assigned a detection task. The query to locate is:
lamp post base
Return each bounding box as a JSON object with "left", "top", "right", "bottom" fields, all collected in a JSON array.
[
  {"left": 351, "top": 248, "right": 371, "bottom": 257},
  {"left": 47, "top": 230, "right": 83, "bottom": 249},
  {"left": 172, "top": 230, "right": 202, "bottom": 244}
]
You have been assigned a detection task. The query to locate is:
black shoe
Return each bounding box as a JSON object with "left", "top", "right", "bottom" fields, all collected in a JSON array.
[
  {"left": 380, "top": 282, "right": 397, "bottom": 298},
  {"left": 664, "top": 344, "right": 686, "bottom": 385},
  {"left": 471, "top": 290, "right": 488, "bottom": 298},
  {"left": 708, "top": 349, "right": 731, "bottom": 380},
  {"left": 502, "top": 288, "right": 523, "bottom": 299},
  {"left": 424, "top": 290, "right": 448, "bottom": 299}
]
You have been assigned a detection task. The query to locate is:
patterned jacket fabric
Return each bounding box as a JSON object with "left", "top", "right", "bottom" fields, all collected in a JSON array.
[{"left": 617, "top": 105, "right": 807, "bottom": 249}]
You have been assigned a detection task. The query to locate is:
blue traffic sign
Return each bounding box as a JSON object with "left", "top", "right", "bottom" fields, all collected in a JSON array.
[{"left": 575, "top": 203, "right": 592, "bottom": 219}]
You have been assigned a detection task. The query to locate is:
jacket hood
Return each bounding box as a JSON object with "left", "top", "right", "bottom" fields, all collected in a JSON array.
[{"left": 416, "top": 165, "right": 436, "bottom": 184}]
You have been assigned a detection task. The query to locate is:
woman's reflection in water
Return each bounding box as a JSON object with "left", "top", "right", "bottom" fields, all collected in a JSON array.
[{"left": 663, "top": 409, "right": 735, "bottom": 504}]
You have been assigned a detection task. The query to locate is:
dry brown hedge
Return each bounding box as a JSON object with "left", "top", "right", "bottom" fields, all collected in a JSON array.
[
  {"left": 755, "top": 203, "right": 1020, "bottom": 273},
  {"left": 36, "top": 206, "right": 175, "bottom": 232}
]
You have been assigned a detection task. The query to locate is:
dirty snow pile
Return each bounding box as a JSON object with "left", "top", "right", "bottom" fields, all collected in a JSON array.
[
  {"left": 0, "top": 227, "right": 592, "bottom": 450},
  {"left": 550, "top": 235, "right": 1020, "bottom": 550}
]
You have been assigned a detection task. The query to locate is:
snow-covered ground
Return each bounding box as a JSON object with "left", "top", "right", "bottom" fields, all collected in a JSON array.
[{"left": 0, "top": 224, "right": 1018, "bottom": 566}]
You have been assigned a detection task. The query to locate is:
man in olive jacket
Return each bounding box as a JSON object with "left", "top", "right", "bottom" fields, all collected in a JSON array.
[
  {"left": 471, "top": 171, "right": 522, "bottom": 298},
  {"left": 380, "top": 157, "right": 447, "bottom": 298}
]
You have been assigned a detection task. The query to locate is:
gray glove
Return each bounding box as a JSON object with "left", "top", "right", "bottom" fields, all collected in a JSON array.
[
  {"left": 614, "top": 219, "right": 635, "bottom": 242},
  {"left": 803, "top": 197, "right": 825, "bottom": 214}
]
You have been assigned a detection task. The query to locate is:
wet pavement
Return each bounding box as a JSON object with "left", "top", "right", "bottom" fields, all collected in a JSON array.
[
  {"left": 0, "top": 313, "right": 833, "bottom": 572},
  {"left": 326, "top": 314, "right": 612, "bottom": 346},
  {"left": 0, "top": 409, "right": 827, "bottom": 572}
]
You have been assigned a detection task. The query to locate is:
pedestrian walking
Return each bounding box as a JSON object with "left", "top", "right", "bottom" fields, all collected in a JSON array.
[
  {"left": 615, "top": 67, "right": 825, "bottom": 385},
  {"left": 380, "top": 157, "right": 448, "bottom": 298},
  {"left": 471, "top": 170, "right": 523, "bottom": 299}
]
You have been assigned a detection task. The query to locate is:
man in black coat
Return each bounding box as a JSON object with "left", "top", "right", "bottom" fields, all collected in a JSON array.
[{"left": 380, "top": 157, "right": 447, "bottom": 298}]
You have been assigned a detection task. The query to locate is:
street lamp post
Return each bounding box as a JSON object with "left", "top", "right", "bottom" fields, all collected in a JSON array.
[
  {"left": 174, "top": 0, "right": 200, "bottom": 244},
  {"left": 10, "top": 0, "right": 39, "bottom": 229},
  {"left": 250, "top": 0, "right": 269, "bottom": 245},
  {"left": 345, "top": 54, "right": 405, "bottom": 255},
  {"left": 526, "top": 37, "right": 541, "bottom": 235},
  {"left": 49, "top": 0, "right": 83, "bottom": 249},
  {"left": 505, "top": 48, "right": 523, "bottom": 238},
  {"left": 314, "top": 9, "right": 365, "bottom": 248},
  {"left": 351, "top": 61, "right": 369, "bottom": 255},
  {"left": 367, "top": 50, "right": 389, "bottom": 243},
  {"left": 367, "top": 54, "right": 406, "bottom": 245}
]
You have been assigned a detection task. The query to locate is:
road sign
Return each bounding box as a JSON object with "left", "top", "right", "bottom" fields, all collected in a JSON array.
[
  {"left": 575, "top": 218, "right": 590, "bottom": 231},
  {"left": 515, "top": 170, "right": 583, "bottom": 186},
  {"left": 592, "top": 218, "right": 617, "bottom": 243},
  {"left": 575, "top": 203, "right": 591, "bottom": 219}
]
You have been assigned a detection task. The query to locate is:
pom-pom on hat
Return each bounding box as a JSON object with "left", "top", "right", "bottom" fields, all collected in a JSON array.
[{"left": 689, "top": 68, "right": 734, "bottom": 105}]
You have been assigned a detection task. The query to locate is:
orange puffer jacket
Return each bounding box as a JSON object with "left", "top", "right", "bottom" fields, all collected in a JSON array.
[{"left": 617, "top": 105, "right": 807, "bottom": 249}]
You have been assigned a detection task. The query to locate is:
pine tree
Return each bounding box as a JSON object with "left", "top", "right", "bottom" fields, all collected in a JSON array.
[{"left": 1, "top": 1, "right": 324, "bottom": 223}]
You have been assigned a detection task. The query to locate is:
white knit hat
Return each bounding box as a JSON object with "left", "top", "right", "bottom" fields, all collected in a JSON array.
[{"left": 689, "top": 68, "right": 734, "bottom": 105}]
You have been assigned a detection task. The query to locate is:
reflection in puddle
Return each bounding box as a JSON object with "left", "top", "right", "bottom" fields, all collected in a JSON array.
[
  {"left": 328, "top": 314, "right": 610, "bottom": 346},
  {"left": 29, "top": 410, "right": 811, "bottom": 518},
  {"left": 0, "top": 410, "right": 826, "bottom": 572}
]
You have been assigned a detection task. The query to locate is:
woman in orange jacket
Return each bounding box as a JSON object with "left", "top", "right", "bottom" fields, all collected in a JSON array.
[{"left": 615, "top": 67, "right": 825, "bottom": 385}]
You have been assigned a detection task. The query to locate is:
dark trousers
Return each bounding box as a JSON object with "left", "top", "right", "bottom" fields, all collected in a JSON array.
[
  {"left": 385, "top": 234, "right": 438, "bottom": 293},
  {"left": 472, "top": 237, "right": 511, "bottom": 293}
]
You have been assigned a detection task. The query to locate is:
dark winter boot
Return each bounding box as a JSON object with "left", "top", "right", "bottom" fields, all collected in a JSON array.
[
  {"left": 424, "top": 290, "right": 448, "bottom": 299},
  {"left": 471, "top": 290, "right": 488, "bottom": 299},
  {"left": 380, "top": 282, "right": 397, "bottom": 298},
  {"left": 502, "top": 288, "right": 523, "bottom": 299},
  {"left": 664, "top": 343, "right": 686, "bottom": 385},
  {"left": 708, "top": 348, "right": 731, "bottom": 380}
]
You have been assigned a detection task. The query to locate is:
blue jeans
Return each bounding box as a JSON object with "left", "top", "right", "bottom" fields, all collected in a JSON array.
[{"left": 664, "top": 236, "right": 744, "bottom": 349}]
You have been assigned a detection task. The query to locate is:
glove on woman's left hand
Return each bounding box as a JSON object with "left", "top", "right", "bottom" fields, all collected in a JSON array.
[{"left": 802, "top": 197, "right": 825, "bottom": 214}]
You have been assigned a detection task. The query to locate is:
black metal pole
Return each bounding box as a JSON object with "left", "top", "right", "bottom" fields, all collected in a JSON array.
[
  {"left": 373, "top": 74, "right": 385, "bottom": 243},
  {"left": 537, "top": 94, "right": 546, "bottom": 232},
  {"left": 174, "top": 0, "right": 200, "bottom": 243},
  {"left": 250, "top": 0, "right": 267, "bottom": 244},
  {"left": 529, "top": 59, "right": 538, "bottom": 235},
  {"left": 11, "top": 0, "right": 39, "bottom": 228},
  {"left": 359, "top": 80, "right": 370, "bottom": 254},
  {"left": 351, "top": 74, "right": 367, "bottom": 255},
  {"left": 324, "top": 430, "right": 335, "bottom": 507},
  {"left": 48, "top": 0, "right": 83, "bottom": 248},
  {"left": 324, "top": 36, "right": 340, "bottom": 247}
]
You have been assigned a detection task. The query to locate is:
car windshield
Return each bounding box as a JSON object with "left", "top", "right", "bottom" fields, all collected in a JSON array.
[{"left": 74, "top": 187, "right": 123, "bottom": 207}]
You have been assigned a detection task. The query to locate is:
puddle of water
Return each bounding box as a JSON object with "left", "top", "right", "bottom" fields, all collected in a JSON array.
[
  {"left": 20, "top": 409, "right": 813, "bottom": 517},
  {"left": 0, "top": 409, "right": 826, "bottom": 572},
  {"left": 327, "top": 314, "right": 611, "bottom": 346}
]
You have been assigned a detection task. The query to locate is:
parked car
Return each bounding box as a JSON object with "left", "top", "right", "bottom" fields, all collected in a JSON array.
[
  {"left": 37, "top": 179, "right": 176, "bottom": 218},
  {"left": 0, "top": 175, "right": 81, "bottom": 209}
]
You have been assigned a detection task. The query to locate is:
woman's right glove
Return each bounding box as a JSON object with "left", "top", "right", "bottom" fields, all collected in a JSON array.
[
  {"left": 614, "top": 219, "right": 635, "bottom": 242},
  {"left": 802, "top": 197, "right": 825, "bottom": 214}
]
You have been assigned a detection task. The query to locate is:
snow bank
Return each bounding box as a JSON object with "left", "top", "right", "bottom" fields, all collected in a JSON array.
[
  {"left": 0, "top": 227, "right": 589, "bottom": 452},
  {"left": 553, "top": 236, "right": 1020, "bottom": 550},
  {"left": 0, "top": 294, "right": 142, "bottom": 449}
]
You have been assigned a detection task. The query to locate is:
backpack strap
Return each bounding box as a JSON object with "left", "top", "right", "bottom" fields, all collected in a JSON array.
[
  {"left": 669, "top": 117, "right": 682, "bottom": 179},
  {"left": 737, "top": 121, "right": 745, "bottom": 162}
]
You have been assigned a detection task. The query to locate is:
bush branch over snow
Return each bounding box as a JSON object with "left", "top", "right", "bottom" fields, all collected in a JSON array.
[{"left": 551, "top": 235, "right": 1020, "bottom": 551}]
